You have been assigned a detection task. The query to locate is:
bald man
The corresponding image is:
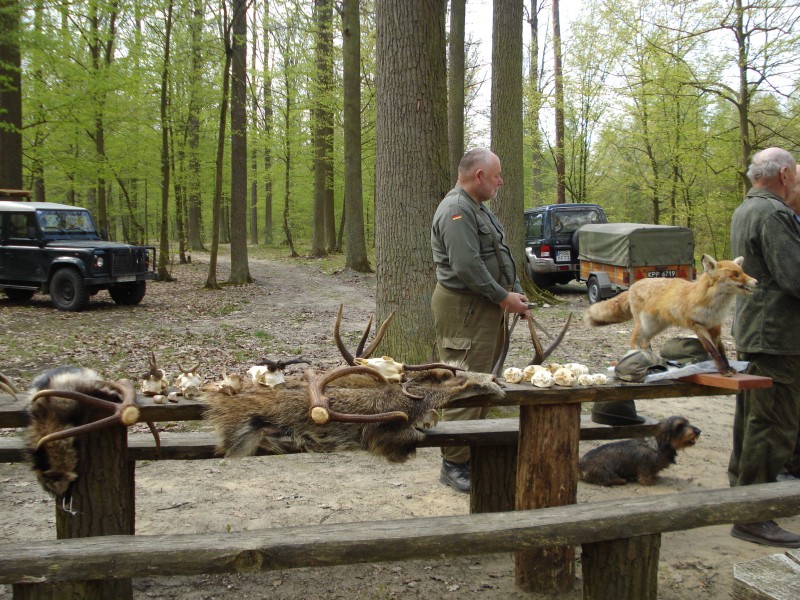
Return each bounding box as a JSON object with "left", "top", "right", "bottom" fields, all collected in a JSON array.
[{"left": 430, "top": 147, "right": 529, "bottom": 493}]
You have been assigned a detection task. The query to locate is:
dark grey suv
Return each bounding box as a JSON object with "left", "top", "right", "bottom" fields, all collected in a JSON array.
[
  {"left": 0, "top": 201, "right": 156, "bottom": 311},
  {"left": 524, "top": 203, "right": 607, "bottom": 287}
]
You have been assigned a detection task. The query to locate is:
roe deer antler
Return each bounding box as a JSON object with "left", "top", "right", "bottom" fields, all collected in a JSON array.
[
  {"left": 255, "top": 357, "right": 309, "bottom": 372},
  {"left": 491, "top": 311, "right": 573, "bottom": 376},
  {"left": 305, "top": 366, "right": 409, "bottom": 425},
  {"left": 0, "top": 372, "right": 18, "bottom": 399},
  {"left": 333, "top": 304, "right": 396, "bottom": 365},
  {"left": 33, "top": 379, "right": 161, "bottom": 451}
]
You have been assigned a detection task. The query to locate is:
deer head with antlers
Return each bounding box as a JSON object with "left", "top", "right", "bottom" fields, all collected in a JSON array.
[{"left": 26, "top": 366, "right": 160, "bottom": 513}]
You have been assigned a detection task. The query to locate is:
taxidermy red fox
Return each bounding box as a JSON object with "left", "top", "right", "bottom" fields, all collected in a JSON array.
[{"left": 585, "top": 255, "right": 757, "bottom": 375}]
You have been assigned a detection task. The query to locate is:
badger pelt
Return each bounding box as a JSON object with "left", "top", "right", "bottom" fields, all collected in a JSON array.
[
  {"left": 202, "top": 367, "right": 504, "bottom": 463},
  {"left": 27, "top": 366, "right": 127, "bottom": 502}
]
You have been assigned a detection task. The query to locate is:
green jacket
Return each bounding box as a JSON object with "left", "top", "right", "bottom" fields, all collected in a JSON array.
[
  {"left": 730, "top": 187, "right": 800, "bottom": 355},
  {"left": 431, "top": 186, "right": 521, "bottom": 304}
]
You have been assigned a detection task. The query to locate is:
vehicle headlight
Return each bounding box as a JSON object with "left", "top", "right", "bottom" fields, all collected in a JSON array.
[{"left": 94, "top": 256, "right": 104, "bottom": 269}]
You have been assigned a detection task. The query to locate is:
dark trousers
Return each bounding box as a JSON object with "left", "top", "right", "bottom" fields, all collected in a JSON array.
[
  {"left": 431, "top": 283, "right": 504, "bottom": 464},
  {"left": 728, "top": 353, "right": 800, "bottom": 487}
]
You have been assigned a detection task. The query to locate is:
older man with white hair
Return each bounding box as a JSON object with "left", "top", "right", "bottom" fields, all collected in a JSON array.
[{"left": 728, "top": 147, "right": 800, "bottom": 548}]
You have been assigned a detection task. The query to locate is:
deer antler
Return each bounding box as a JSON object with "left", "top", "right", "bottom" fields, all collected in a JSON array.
[
  {"left": 490, "top": 311, "right": 574, "bottom": 376},
  {"left": 0, "top": 372, "right": 19, "bottom": 399},
  {"left": 143, "top": 352, "right": 164, "bottom": 379},
  {"left": 33, "top": 379, "right": 161, "bottom": 452},
  {"left": 177, "top": 363, "right": 200, "bottom": 375},
  {"left": 529, "top": 312, "right": 573, "bottom": 365},
  {"left": 333, "top": 304, "right": 396, "bottom": 365},
  {"left": 305, "top": 366, "right": 409, "bottom": 425},
  {"left": 255, "top": 357, "right": 310, "bottom": 372}
]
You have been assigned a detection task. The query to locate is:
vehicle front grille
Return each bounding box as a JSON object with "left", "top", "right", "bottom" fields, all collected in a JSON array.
[{"left": 110, "top": 250, "right": 145, "bottom": 275}]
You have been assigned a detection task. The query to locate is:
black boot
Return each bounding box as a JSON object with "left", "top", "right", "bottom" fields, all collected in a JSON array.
[
  {"left": 591, "top": 400, "right": 646, "bottom": 426},
  {"left": 731, "top": 520, "right": 800, "bottom": 548},
  {"left": 440, "top": 459, "right": 470, "bottom": 493}
]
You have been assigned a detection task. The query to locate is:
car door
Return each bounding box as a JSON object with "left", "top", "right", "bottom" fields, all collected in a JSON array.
[{"left": 2, "top": 212, "right": 43, "bottom": 283}]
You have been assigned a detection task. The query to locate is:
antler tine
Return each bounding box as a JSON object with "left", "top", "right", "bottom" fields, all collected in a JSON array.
[
  {"left": 354, "top": 314, "right": 375, "bottom": 359},
  {"left": 490, "top": 311, "right": 520, "bottom": 377},
  {"left": 178, "top": 363, "right": 200, "bottom": 375},
  {"left": 256, "top": 358, "right": 280, "bottom": 371},
  {"left": 526, "top": 314, "right": 546, "bottom": 365},
  {"left": 304, "top": 366, "right": 409, "bottom": 425},
  {"left": 535, "top": 312, "right": 573, "bottom": 365},
  {"left": 0, "top": 373, "right": 19, "bottom": 399},
  {"left": 359, "top": 310, "right": 396, "bottom": 360},
  {"left": 277, "top": 357, "right": 309, "bottom": 369},
  {"left": 402, "top": 363, "right": 465, "bottom": 375},
  {"left": 333, "top": 304, "right": 356, "bottom": 365}
]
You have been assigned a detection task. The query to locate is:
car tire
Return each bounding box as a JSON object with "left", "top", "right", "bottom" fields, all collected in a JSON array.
[
  {"left": 587, "top": 276, "right": 602, "bottom": 304},
  {"left": 50, "top": 268, "right": 89, "bottom": 312},
  {"left": 3, "top": 288, "right": 35, "bottom": 302},
  {"left": 109, "top": 281, "right": 146, "bottom": 306}
]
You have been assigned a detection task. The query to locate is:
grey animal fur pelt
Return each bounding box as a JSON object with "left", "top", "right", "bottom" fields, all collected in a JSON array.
[{"left": 202, "top": 367, "right": 504, "bottom": 463}]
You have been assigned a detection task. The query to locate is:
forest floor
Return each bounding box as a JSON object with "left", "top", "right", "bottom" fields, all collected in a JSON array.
[{"left": 1, "top": 249, "right": 798, "bottom": 599}]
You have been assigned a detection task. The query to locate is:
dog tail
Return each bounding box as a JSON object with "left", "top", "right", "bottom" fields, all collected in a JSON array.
[{"left": 585, "top": 291, "right": 632, "bottom": 327}]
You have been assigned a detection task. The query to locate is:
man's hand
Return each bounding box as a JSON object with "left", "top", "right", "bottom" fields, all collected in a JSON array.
[{"left": 499, "top": 292, "right": 530, "bottom": 316}]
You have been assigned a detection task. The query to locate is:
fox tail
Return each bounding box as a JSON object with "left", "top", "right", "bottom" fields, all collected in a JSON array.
[{"left": 584, "top": 291, "right": 632, "bottom": 327}]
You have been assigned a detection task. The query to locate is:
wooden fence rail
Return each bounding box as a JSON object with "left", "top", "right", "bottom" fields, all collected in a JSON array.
[{"left": 1, "top": 482, "right": 799, "bottom": 600}]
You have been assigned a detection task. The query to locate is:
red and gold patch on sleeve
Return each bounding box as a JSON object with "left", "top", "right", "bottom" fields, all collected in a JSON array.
[{"left": 451, "top": 214, "right": 462, "bottom": 221}]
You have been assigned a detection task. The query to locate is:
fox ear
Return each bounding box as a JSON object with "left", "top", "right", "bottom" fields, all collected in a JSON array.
[
  {"left": 733, "top": 256, "right": 744, "bottom": 266},
  {"left": 701, "top": 254, "right": 717, "bottom": 273}
]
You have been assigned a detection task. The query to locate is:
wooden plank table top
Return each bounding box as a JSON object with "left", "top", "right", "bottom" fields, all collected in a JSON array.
[{"left": 0, "top": 374, "right": 769, "bottom": 429}]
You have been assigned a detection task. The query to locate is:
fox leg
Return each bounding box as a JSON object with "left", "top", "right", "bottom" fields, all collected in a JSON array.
[{"left": 694, "top": 326, "right": 734, "bottom": 376}]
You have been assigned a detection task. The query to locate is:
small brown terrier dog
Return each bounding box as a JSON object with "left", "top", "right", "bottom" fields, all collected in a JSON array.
[{"left": 579, "top": 416, "right": 701, "bottom": 486}]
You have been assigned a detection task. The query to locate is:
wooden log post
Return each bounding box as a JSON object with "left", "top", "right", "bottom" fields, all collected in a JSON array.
[
  {"left": 470, "top": 443, "right": 516, "bottom": 514},
  {"left": 582, "top": 534, "right": 661, "bottom": 600},
  {"left": 13, "top": 421, "right": 135, "bottom": 600},
  {"left": 514, "top": 402, "right": 580, "bottom": 593}
]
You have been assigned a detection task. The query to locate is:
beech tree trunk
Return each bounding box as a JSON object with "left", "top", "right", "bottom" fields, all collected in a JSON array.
[{"left": 374, "top": 0, "right": 448, "bottom": 362}]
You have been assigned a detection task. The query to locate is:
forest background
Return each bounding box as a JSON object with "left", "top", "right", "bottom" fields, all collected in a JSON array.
[{"left": 1, "top": 0, "right": 800, "bottom": 362}]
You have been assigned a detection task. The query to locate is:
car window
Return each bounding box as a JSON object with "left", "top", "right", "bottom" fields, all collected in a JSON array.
[
  {"left": 526, "top": 213, "right": 543, "bottom": 238},
  {"left": 554, "top": 209, "right": 603, "bottom": 234},
  {"left": 8, "top": 213, "right": 35, "bottom": 239}
]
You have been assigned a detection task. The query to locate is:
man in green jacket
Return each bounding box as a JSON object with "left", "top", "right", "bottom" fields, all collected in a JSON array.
[
  {"left": 430, "top": 148, "right": 530, "bottom": 492},
  {"left": 728, "top": 147, "right": 800, "bottom": 548}
]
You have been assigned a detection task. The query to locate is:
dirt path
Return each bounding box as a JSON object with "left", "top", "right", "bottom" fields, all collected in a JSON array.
[{"left": 1, "top": 255, "right": 797, "bottom": 599}]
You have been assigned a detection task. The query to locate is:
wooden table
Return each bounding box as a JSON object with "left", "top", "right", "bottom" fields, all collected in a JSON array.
[{"left": 0, "top": 373, "right": 769, "bottom": 596}]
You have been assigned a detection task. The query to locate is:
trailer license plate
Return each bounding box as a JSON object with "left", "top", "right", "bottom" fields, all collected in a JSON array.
[
  {"left": 647, "top": 270, "right": 677, "bottom": 278},
  {"left": 116, "top": 276, "right": 136, "bottom": 282},
  {"left": 555, "top": 250, "right": 571, "bottom": 263}
]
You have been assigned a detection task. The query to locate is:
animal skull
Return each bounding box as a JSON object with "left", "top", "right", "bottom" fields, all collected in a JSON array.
[
  {"left": 564, "top": 362, "right": 590, "bottom": 375},
  {"left": 592, "top": 373, "right": 609, "bottom": 385},
  {"left": 553, "top": 367, "right": 578, "bottom": 387},
  {"left": 522, "top": 364, "right": 548, "bottom": 382},
  {"left": 531, "top": 369, "right": 554, "bottom": 388},
  {"left": 140, "top": 353, "right": 168, "bottom": 396},
  {"left": 353, "top": 356, "right": 404, "bottom": 383},
  {"left": 175, "top": 366, "right": 202, "bottom": 398},
  {"left": 213, "top": 369, "right": 244, "bottom": 396},
  {"left": 544, "top": 362, "right": 563, "bottom": 374},
  {"left": 503, "top": 367, "right": 524, "bottom": 384},
  {"left": 577, "top": 373, "right": 595, "bottom": 386},
  {"left": 248, "top": 365, "right": 285, "bottom": 388}
]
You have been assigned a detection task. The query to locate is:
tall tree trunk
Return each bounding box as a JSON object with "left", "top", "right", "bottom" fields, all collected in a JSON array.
[
  {"left": 249, "top": 7, "right": 259, "bottom": 246},
  {"left": 552, "top": 0, "right": 565, "bottom": 204},
  {"left": 342, "top": 0, "right": 371, "bottom": 272},
  {"left": 0, "top": 0, "right": 23, "bottom": 189},
  {"left": 262, "top": 0, "right": 274, "bottom": 245},
  {"left": 375, "top": 0, "right": 448, "bottom": 362},
  {"left": 157, "top": 0, "right": 176, "bottom": 282},
  {"left": 528, "top": 0, "right": 543, "bottom": 203},
  {"left": 447, "top": 0, "right": 465, "bottom": 185},
  {"left": 228, "top": 0, "right": 252, "bottom": 284},
  {"left": 187, "top": 0, "right": 205, "bottom": 251},
  {"left": 490, "top": 0, "right": 525, "bottom": 282},
  {"left": 206, "top": 11, "right": 234, "bottom": 289},
  {"left": 311, "top": 0, "right": 334, "bottom": 257}
]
